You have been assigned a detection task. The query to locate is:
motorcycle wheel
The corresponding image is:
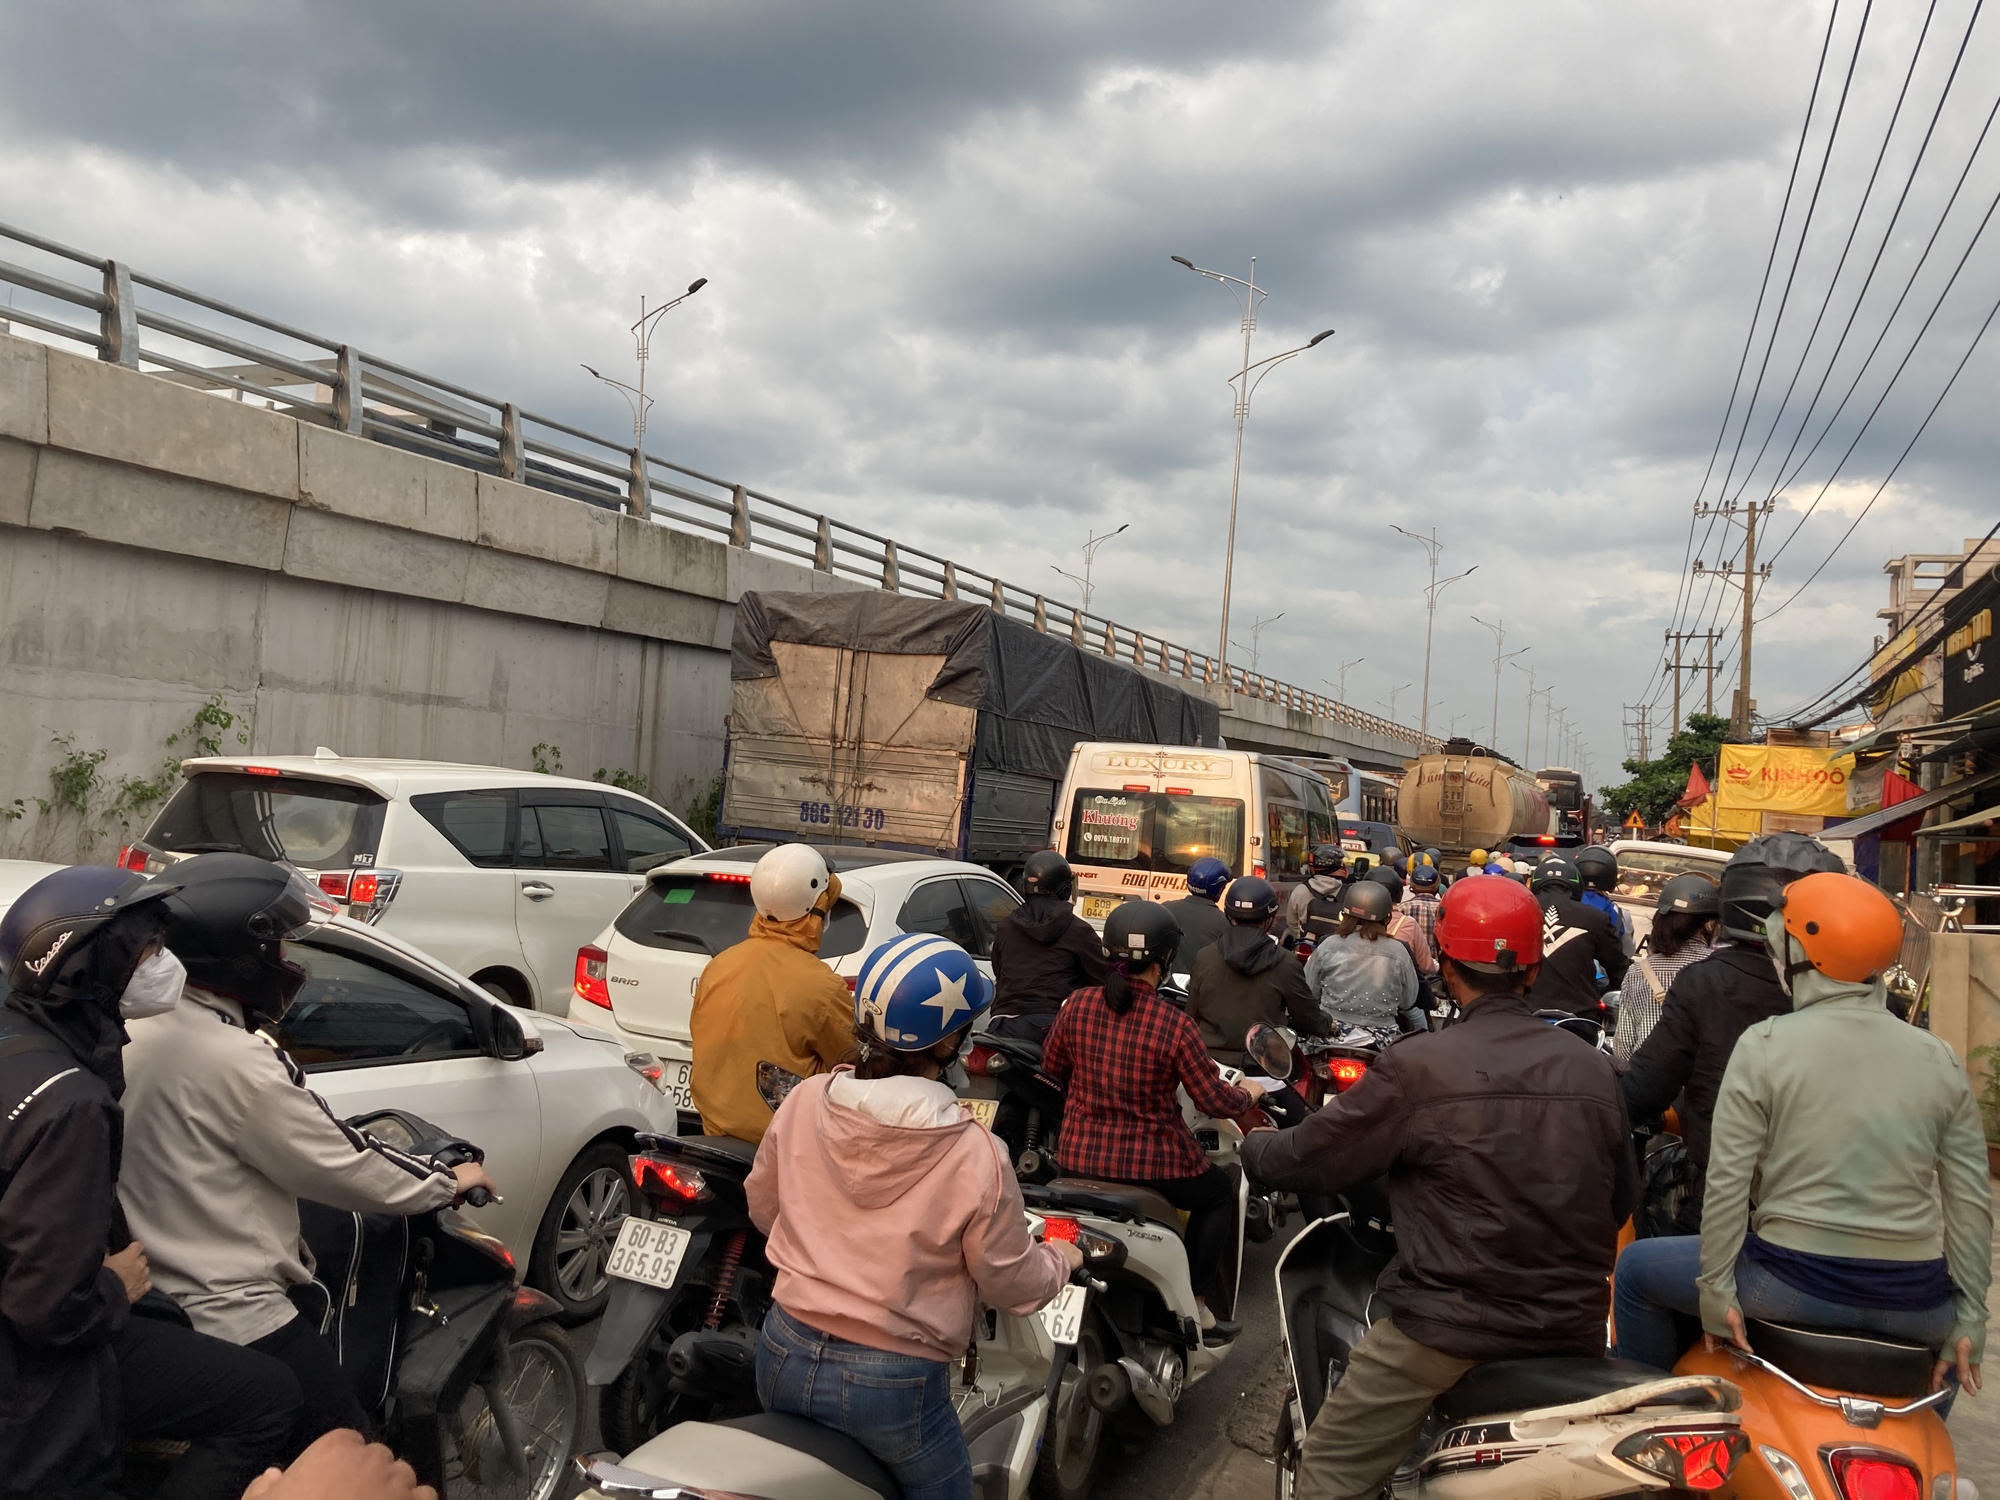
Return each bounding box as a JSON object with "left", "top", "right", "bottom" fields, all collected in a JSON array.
[
  {"left": 600, "top": 1304, "right": 762, "bottom": 1453},
  {"left": 1032, "top": 1314, "right": 1107, "bottom": 1500},
  {"left": 442, "top": 1318, "right": 584, "bottom": 1500}
]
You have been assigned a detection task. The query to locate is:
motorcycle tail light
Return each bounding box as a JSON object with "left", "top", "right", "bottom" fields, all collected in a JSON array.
[
  {"left": 1041, "top": 1215, "right": 1080, "bottom": 1243},
  {"left": 629, "top": 1155, "right": 709, "bottom": 1205},
  {"left": 1612, "top": 1428, "right": 1746, "bottom": 1490},
  {"left": 1322, "top": 1057, "right": 1369, "bottom": 1091},
  {"left": 965, "top": 1045, "right": 1006, "bottom": 1077},
  {"left": 1827, "top": 1449, "right": 1923, "bottom": 1500}
]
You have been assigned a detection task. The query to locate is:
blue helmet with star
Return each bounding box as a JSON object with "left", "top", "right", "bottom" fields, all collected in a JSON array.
[{"left": 853, "top": 933, "right": 993, "bottom": 1053}]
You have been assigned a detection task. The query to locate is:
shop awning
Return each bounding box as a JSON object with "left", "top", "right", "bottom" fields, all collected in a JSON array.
[
  {"left": 1822, "top": 766, "right": 2000, "bottom": 841},
  {"left": 1914, "top": 803, "right": 2000, "bottom": 839}
]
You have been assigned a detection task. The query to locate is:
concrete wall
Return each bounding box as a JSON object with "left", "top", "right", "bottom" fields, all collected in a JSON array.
[{"left": 0, "top": 330, "right": 859, "bottom": 863}]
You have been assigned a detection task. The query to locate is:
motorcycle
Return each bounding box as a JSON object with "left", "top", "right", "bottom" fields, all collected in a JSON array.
[
  {"left": 574, "top": 1224, "right": 1126, "bottom": 1500},
  {"left": 963, "top": 1028, "right": 1069, "bottom": 1182},
  {"left": 1297, "top": 1023, "right": 1394, "bottom": 1109},
  {"left": 1273, "top": 1205, "right": 1750, "bottom": 1498},
  {"left": 586, "top": 1130, "right": 773, "bottom": 1453},
  {"left": 297, "top": 1110, "right": 584, "bottom": 1500}
]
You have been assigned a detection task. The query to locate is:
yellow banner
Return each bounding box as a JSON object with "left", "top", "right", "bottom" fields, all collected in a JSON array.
[
  {"left": 1714, "top": 745, "right": 1856, "bottom": 816},
  {"left": 1869, "top": 625, "right": 1926, "bottom": 717}
]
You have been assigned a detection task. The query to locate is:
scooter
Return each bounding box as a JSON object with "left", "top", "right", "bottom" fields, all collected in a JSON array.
[
  {"left": 963, "top": 1028, "right": 1069, "bottom": 1182},
  {"left": 297, "top": 1110, "right": 585, "bottom": 1500},
  {"left": 1272, "top": 1206, "right": 1750, "bottom": 1498},
  {"left": 574, "top": 1225, "right": 1126, "bottom": 1500},
  {"left": 586, "top": 1130, "right": 773, "bottom": 1452}
]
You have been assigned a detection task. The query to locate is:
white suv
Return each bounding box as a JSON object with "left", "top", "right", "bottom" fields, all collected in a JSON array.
[
  {"left": 567, "top": 845, "right": 1022, "bottom": 1128},
  {"left": 123, "top": 752, "right": 710, "bottom": 1012}
]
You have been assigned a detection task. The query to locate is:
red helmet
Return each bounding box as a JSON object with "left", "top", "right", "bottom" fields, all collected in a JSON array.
[{"left": 1434, "top": 875, "right": 1544, "bottom": 973}]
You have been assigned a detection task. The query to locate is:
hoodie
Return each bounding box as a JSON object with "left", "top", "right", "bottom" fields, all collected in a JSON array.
[
  {"left": 746, "top": 1069, "right": 1069, "bottom": 1361},
  {"left": 989, "top": 897, "right": 1110, "bottom": 1021},
  {"left": 1185, "top": 925, "right": 1321, "bottom": 1065},
  {"left": 1283, "top": 873, "right": 1346, "bottom": 943},
  {"left": 1697, "top": 917, "right": 1993, "bottom": 1360}
]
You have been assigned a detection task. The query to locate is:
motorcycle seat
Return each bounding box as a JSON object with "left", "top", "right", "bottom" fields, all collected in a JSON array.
[
  {"left": 1041, "top": 1178, "right": 1187, "bottom": 1238},
  {"left": 1435, "top": 1357, "right": 1703, "bottom": 1422},
  {"left": 1745, "top": 1320, "right": 1934, "bottom": 1399},
  {"left": 660, "top": 1134, "right": 760, "bottom": 1172},
  {"left": 719, "top": 1412, "right": 902, "bottom": 1499}
]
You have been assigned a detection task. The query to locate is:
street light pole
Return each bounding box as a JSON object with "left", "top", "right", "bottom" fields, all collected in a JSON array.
[
  {"left": 1229, "top": 611, "right": 1285, "bottom": 677},
  {"left": 1172, "top": 255, "right": 1332, "bottom": 677},
  {"left": 1323, "top": 656, "right": 1365, "bottom": 704},
  {"left": 1378, "top": 683, "right": 1413, "bottom": 723},
  {"left": 1471, "top": 615, "right": 1530, "bottom": 755},
  {"left": 1050, "top": 522, "right": 1129, "bottom": 617},
  {"left": 1390, "top": 524, "right": 1474, "bottom": 740},
  {"left": 1509, "top": 661, "right": 1539, "bottom": 764},
  {"left": 582, "top": 274, "right": 707, "bottom": 520}
]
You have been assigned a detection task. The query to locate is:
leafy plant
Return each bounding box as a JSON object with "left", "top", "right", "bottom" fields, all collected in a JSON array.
[
  {"left": 1968, "top": 1044, "right": 2000, "bottom": 1144},
  {"left": 38, "top": 733, "right": 108, "bottom": 818},
  {"left": 684, "top": 774, "right": 724, "bottom": 844},
  {"left": 593, "top": 767, "right": 650, "bottom": 795},
  {"left": 1599, "top": 713, "right": 1730, "bottom": 826},
  {"left": 530, "top": 742, "right": 565, "bottom": 775}
]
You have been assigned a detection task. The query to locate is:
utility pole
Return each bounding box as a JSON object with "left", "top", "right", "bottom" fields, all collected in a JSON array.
[
  {"left": 1693, "top": 500, "right": 1774, "bottom": 738},
  {"left": 1623, "top": 704, "right": 1652, "bottom": 763},
  {"left": 1472, "top": 615, "right": 1529, "bottom": 755},
  {"left": 1665, "top": 629, "right": 1723, "bottom": 734},
  {"left": 1391, "top": 524, "right": 1475, "bottom": 741}
]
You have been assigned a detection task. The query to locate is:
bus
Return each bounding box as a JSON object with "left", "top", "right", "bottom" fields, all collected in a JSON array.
[{"left": 1280, "top": 756, "right": 1400, "bottom": 855}]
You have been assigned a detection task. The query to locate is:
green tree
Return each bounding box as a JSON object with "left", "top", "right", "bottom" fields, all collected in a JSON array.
[{"left": 1598, "top": 713, "right": 1729, "bottom": 827}]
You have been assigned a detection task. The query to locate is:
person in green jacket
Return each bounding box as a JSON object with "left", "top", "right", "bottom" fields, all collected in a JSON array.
[{"left": 1613, "top": 873, "right": 1991, "bottom": 1396}]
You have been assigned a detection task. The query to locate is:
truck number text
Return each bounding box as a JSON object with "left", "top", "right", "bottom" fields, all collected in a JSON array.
[{"left": 799, "top": 802, "right": 886, "bottom": 831}]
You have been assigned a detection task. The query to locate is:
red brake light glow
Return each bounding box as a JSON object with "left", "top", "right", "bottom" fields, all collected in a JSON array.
[
  {"left": 1323, "top": 1057, "right": 1369, "bottom": 1091},
  {"left": 1165, "top": 786, "right": 1193, "bottom": 796},
  {"left": 244, "top": 766, "right": 283, "bottom": 777},
  {"left": 316, "top": 870, "right": 352, "bottom": 899},
  {"left": 1123, "top": 783, "right": 1150, "bottom": 793},
  {"left": 1537, "top": 835, "right": 1556, "bottom": 845},
  {"left": 349, "top": 871, "right": 381, "bottom": 905},
  {"left": 629, "top": 1156, "right": 708, "bottom": 1205},
  {"left": 116, "top": 844, "right": 149, "bottom": 873},
  {"left": 1827, "top": 1450, "right": 1921, "bottom": 1500},
  {"left": 574, "top": 945, "right": 612, "bottom": 1010},
  {"left": 1041, "top": 1216, "right": 1080, "bottom": 1244},
  {"left": 964, "top": 1045, "right": 999, "bottom": 1077},
  {"left": 1614, "top": 1429, "right": 1747, "bottom": 1492},
  {"left": 706, "top": 872, "right": 753, "bottom": 884}
]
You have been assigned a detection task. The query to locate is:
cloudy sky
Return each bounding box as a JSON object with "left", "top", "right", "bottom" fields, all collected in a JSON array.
[{"left": 5, "top": 0, "right": 1998, "bottom": 786}]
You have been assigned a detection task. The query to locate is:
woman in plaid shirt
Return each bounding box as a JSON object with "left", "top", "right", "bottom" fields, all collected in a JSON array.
[{"left": 1042, "top": 900, "right": 1263, "bottom": 1337}]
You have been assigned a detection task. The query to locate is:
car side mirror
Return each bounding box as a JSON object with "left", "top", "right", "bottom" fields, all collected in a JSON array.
[{"left": 491, "top": 1004, "right": 543, "bottom": 1061}]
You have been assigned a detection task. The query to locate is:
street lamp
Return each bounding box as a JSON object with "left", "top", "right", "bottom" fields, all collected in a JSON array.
[
  {"left": 582, "top": 274, "right": 707, "bottom": 520},
  {"left": 1172, "top": 254, "right": 1333, "bottom": 676},
  {"left": 1323, "top": 656, "right": 1365, "bottom": 704},
  {"left": 1509, "top": 661, "right": 1542, "bottom": 765},
  {"left": 1471, "top": 616, "right": 1530, "bottom": 756},
  {"left": 1378, "top": 683, "right": 1413, "bottom": 724},
  {"left": 1390, "top": 524, "right": 1474, "bottom": 742},
  {"left": 1050, "top": 523, "right": 1129, "bottom": 617},
  {"left": 1228, "top": 611, "right": 1285, "bottom": 677}
]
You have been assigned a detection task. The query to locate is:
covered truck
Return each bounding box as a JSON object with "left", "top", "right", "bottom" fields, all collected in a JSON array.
[
  {"left": 718, "top": 591, "right": 1223, "bottom": 878},
  {"left": 1397, "top": 739, "right": 1551, "bottom": 870}
]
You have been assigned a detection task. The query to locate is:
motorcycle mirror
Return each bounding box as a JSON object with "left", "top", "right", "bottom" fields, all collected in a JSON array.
[
  {"left": 1244, "top": 1023, "right": 1296, "bottom": 1083},
  {"left": 757, "top": 1061, "right": 806, "bottom": 1112}
]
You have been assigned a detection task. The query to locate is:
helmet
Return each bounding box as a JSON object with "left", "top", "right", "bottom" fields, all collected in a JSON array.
[
  {"left": 1574, "top": 846, "right": 1619, "bottom": 892},
  {"left": 1719, "top": 832, "right": 1844, "bottom": 946},
  {"left": 853, "top": 933, "right": 993, "bottom": 1051},
  {"left": 1363, "top": 865, "right": 1404, "bottom": 902},
  {"left": 1467, "top": 849, "right": 1490, "bottom": 868},
  {"left": 1772, "top": 872, "right": 1903, "bottom": 985},
  {"left": 1309, "top": 844, "right": 1347, "bottom": 876},
  {"left": 1185, "top": 856, "right": 1231, "bottom": 901},
  {"left": 1388, "top": 852, "right": 1408, "bottom": 874},
  {"left": 1023, "top": 850, "right": 1075, "bottom": 902},
  {"left": 1341, "top": 879, "right": 1394, "bottom": 924},
  {"left": 1656, "top": 872, "right": 1720, "bottom": 918},
  {"left": 1530, "top": 855, "right": 1582, "bottom": 897},
  {"left": 750, "top": 844, "right": 834, "bottom": 922},
  {"left": 160, "top": 853, "right": 325, "bottom": 1019},
  {"left": 1101, "top": 900, "right": 1181, "bottom": 966},
  {"left": 1434, "top": 876, "right": 1544, "bottom": 972},
  {"left": 1222, "top": 876, "right": 1279, "bottom": 925},
  {"left": 1409, "top": 858, "right": 1440, "bottom": 889},
  {"left": 0, "top": 865, "right": 180, "bottom": 1003}
]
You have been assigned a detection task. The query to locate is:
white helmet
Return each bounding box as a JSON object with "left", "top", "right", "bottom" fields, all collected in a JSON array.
[{"left": 750, "top": 844, "right": 832, "bottom": 922}]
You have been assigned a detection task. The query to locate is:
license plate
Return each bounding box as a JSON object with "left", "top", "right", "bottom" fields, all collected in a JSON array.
[
  {"left": 605, "top": 1218, "right": 694, "bottom": 1290},
  {"left": 961, "top": 1096, "right": 999, "bottom": 1130},
  {"left": 662, "top": 1060, "right": 693, "bottom": 1112},
  {"left": 1039, "top": 1283, "right": 1087, "bottom": 1346},
  {"left": 1080, "top": 894, "right": 1119, "bottom": 921}
]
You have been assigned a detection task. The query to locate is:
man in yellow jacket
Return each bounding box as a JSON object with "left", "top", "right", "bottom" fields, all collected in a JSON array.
[{"left": 690, "top": 844, "right": 856, "bottom": 1143}]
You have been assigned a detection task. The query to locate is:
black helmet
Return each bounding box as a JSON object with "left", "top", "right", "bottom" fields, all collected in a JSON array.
[
  {"left": 1309, "top": 844, "right": 1347, "bottom": 876},
  {"left": 1363, "top": 864, "right": 1404, "bottom": 902},
  {"left": 1530, "top": 855, "right": 1582, "bottom": 897},
  {"left": 1023, "top": 850, "right": 1075, "bottom": 902},
  {"left": 1574, "top": 846, "right": 1619, "bottom": 892},
  {"left": 1718, "top": 833, "right": 1842, "bottom": 946},
  {"left": 1341, "top": 879, "right": 1394, "bottom": 924},
  {"left": 1101, "top": 900, "right": 1180, "bottom": 967},
  {"left": 161, "top": 853, "right": 327, "bottom": 1020},
  {"left": 1657, "top": 872, "right": 1721, "bottom": 918},
  {"left": 1222, "top": 876, "right": 1280, "bottom": 925},
  {"left": 0, "top": 865, "right": 180, "bottom": 1003}
]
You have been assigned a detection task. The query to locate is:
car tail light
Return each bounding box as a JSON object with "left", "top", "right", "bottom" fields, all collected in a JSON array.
[
  {"left": 706, "top": 872, "right": 752, "bottom": 884},
  {"left": 574, "top": 945, "right": 612, "bottom": 1011},
  {"left": 244, "top": 766, "right": 283, "bottom": 777},
  {"left": 1320, "top": 1057, "right": 1369, "bottom": 1092},
  {"left": 845, "top": 974, "right": 858, "bottom": 993},
  {"left": 1826, "top": 1449, "right": 1923, "bottom": 1500},
  {"left": 316, "top": 870, "right": 352, "bottom": 899},
  {"left": 1253, "top": 861, "right": 1266, "bottom": 878},
  {"left": 1165, "top": 786, "right": 1193, "bottom": 796},
  {"left": 1123, "top": 783, "right": 1150, "bottom": 792},
  {"left": 1536, "top": 835, "right": 1556, "bottom": 845},
  {"left": 314, "top": 867, "right": 400, "bottom": 922},
  {"left": 116, "top": 844, "right": 150, "bottom": 873},
  {"left": 629, "top": 1155, "right": 709, "bottom": 1205},
  {"left": 1040, "top": 1215, "right": 1080, "bottom": 1243},
  {"left": 624, "top": 1051, "right": 667, "bottom": 1092},
  {"left": 965, "top": 1045, "right": 1007, "bottom": 1077},
  {"left": 1613, "top": 1429, "right": 1747, "bottom": 1491}
]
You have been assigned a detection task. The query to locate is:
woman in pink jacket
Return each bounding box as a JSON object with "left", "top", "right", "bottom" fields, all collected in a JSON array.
[{"left": 746, "top": 933, "right": 1082, "bottom": 1500}]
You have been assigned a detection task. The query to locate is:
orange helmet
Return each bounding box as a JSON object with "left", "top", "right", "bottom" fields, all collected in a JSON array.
[{"left": 1773, "top": 872, "right": 1902, "bottom": 984}]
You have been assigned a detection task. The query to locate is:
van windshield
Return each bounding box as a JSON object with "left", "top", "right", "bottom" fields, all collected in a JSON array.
[{"left": 1065, "top": 789, "right": 1244, "bottom": 873}]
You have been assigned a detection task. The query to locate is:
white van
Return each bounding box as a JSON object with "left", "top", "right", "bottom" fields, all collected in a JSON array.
[{"left": 1050, "top": 743, "right": 1339, "bottom": 925}]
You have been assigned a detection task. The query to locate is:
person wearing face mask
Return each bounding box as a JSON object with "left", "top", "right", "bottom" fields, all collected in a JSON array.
[
  {"left": 0, "top": 865, "right": 301, "bottom": 1500},
  {"left": 118, "top": 854, "right": 497, "bottom": 1463}
]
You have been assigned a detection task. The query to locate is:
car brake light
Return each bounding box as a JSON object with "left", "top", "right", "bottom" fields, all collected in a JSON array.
[
  {"left": 349, "top": 871, "right": 381, "bottom": 905},
  {"left": 1537, "top": 835, "right": 1556, "bottom": 845},
  {"left": 116, "top": 844, "right": 149, "bottom": 873},
  {"left": 623, "top": 1051, "right": 667, "bottom": 1092},
  {"left": 1041, "top": 1215, "right": 1080, "bottom": 1243},
  {"left": 244, "top": 766, "right": 283, "bottom": 777},
  {"left": 1123, "top": 783, "right": 1150, "bottom": 792},
  {"left": 317, "top": 870, "right": 352, "bottom": 899},
  {"left": 574, "top": 945, "right": 612, "bottom": 1010},
  {"left": 1613, "top": 1429, "right": 1747, "bottom": 1491},
  {"left": 706, "top": 872, "right": 753, "bottom": 884},
  {"left": 629, "top": 1155, "right": 709, "bottom": 1205},
  {"left": 1826, "top": 1450, "right": 1922, "bottom": 1500},
  {"left": 1253, "top": 862, "right": 1266, "bottom": 878},
  {"left": 1166, "top": 786, "right": 1193, "bottom": 796}
]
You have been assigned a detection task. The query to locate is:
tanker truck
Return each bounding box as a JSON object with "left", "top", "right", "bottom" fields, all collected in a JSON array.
[{"left": 1397, "top": 739, "right": 1551, "bottom": 871}]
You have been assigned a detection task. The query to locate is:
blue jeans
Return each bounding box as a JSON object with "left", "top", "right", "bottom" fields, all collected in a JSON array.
[
  {"left": 756, "top": 1304, "right": 972, "bottom": 1500},
  {"left": 1612, "top": 1235, "right": 1958, "bottom": 1371}
]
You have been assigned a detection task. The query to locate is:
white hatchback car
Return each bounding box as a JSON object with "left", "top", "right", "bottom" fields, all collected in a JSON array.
[
  {"left": 1605, "top": 840, "right": 1731, "bottom": 949},
  {"left": 0, "top": 858, "right": 676, "bottom": 1324},
  {"left": 122, "top": 752, "right": 710, "bottom": 1013},
  {"left": 566, "top": 845, "right": 1023, "bottom": 1129}
]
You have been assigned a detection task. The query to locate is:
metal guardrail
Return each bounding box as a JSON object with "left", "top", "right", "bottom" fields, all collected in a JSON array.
[{"left": 0, "top": 218, "right": 1437, "bottom": 752}]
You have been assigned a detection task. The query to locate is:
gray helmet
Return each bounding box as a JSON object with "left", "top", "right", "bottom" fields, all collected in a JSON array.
[
  {"left": 1574, "top": 845, "right": 1619, "bottom": 892},
  {"left": 1657, "top": 872, "right": 1721, "bottom": 918},
  {"left": 1530, "top": 855, "right": 1583, "bottom": 897},
  {"left": 1340, "top": 878, "right": 1395, "bottom": 924},
  {"left": 1023, "top": 850, "right": 1075, "bottom": 902},
  {"left": 1718, "top": 833, "right": 1843, "bottom": 946},
  {"left": 1102, "top": 900, "right": 1180, "bottom": 966}
]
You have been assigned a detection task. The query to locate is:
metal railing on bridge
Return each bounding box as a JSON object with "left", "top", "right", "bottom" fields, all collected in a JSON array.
[{"left": 0, "top": 219, "right": 1436, "bottom": 754}]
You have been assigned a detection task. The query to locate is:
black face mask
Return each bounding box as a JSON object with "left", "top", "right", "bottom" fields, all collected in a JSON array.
[{"left": 12, "top": 908, "right": 166, "bottom": 1096}]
